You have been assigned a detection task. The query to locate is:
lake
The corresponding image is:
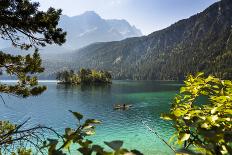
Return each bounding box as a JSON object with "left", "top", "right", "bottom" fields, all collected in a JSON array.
[{"left": 0, "top": 81, "right": 182, "bottom": 155}]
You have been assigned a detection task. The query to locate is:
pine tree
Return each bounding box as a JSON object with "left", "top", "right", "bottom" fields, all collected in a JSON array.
[{"left": 0, "top": 0, "right": 66, "bottom": 97}]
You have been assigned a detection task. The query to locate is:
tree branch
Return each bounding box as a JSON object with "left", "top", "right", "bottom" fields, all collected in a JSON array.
[{"left": 142, "top": 120, "right": 176, "bottom": 153}]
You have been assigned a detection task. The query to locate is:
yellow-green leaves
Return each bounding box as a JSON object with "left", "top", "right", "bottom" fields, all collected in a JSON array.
[
  {"left": 160, "top": 114, "right": 173, "bottom": 121},
  {"left": 179, "top": 133, "right": 190, "bottom": 142},
  {"left": 43, "top": 111, "right": 141, "bottom": 155},
  {"left": 200, "top": 123, "right": 210, "bottom": 129},
  {"left": 162, "top": 73, "right": 232, "bottom": 155},
  {"left": 41, "top": 111, "right": 141, "bottom": 155}
]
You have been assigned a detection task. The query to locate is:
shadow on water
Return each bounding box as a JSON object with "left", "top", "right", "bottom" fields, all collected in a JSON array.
[{"left": 56, "top": 83, "right": 112, "bottom": 93}]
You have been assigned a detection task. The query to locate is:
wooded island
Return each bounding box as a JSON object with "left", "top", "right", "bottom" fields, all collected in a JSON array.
[{"left": 56, "top": 68, "right": 112, "bottom": 84}]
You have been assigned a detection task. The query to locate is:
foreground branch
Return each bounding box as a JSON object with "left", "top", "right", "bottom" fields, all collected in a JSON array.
[{"left": 142, "top": 120, "right": 176, "bottom": 153}]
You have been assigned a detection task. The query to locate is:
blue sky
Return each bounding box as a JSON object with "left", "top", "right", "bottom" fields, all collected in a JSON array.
[{"left": 36, "top": 0, "right": 218, "bottom": 35}]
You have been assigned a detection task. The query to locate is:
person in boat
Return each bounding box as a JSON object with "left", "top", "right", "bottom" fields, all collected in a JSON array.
[{"left": 114, "top": 104, "right": 132, "bottom": 109}]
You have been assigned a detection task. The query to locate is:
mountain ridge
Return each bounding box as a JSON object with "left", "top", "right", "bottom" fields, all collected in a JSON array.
[
  {"left": 0, "top": 11, "right": 142, "bottom": 51},
  {"left": 58, "top": 11, "right": 143, "bottom": 49},
  {"left": 43, "top": 0, "right": 232, "bottom": 80}
]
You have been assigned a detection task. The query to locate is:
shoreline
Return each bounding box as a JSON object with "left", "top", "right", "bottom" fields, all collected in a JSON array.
[
  {"left": 0, "top": 79, "right": 181, "bottom": 83},
  {"left": 0, "top": 80, "right": 59, "bottom": 83}
]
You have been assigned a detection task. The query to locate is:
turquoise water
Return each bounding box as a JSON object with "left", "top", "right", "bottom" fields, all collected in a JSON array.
[{"left": 0, "top": 81, "right": 181, "bottom": 155}]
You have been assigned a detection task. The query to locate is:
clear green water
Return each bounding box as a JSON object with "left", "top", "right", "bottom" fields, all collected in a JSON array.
[{"left": 0, "top": 81, "right": 182, "bottom": 155}]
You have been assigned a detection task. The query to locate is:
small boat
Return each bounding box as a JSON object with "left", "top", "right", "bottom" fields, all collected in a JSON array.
[{"left": 114, "top": 104, "right": 132, "bottom": 110}]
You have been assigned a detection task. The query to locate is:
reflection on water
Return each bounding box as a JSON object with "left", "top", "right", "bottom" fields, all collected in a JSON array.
[{"left": 0, "top": 81, "right": 181, "bottom": 155}]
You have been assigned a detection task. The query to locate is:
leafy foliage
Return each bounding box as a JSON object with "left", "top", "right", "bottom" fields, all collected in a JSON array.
[
  {"left": 56, "top": 68, "right": 112, "bottom": 85},
  {"left": 41, "top": 111, "right": 143, "bottom": 155},
  {"left": 0, "top": 111, "right": 143, "bottom": 155},
  {"left": 161, "top": 73, "right": 232, "bottom": 155},
  {"left": 0, "top": 0, "right": 66, "bottom": 97},
  {"left": 0, "top": 0, "right": 66, "bottom": 49},
  {"left": 0, "top": 50, "right": 47, "bottom": 97},
  {"left": 0, "top": 117, "right": 65, "bottom": 154}
]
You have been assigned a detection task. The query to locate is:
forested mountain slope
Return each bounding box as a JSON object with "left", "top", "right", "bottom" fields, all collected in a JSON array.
[{"left": 44, "top": 0, "right": 232, "bottom": 80}]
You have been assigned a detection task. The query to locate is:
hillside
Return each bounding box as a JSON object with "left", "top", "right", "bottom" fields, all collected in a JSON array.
[{"left": 45, "top": 0, "right": 232, "bottom": 80}]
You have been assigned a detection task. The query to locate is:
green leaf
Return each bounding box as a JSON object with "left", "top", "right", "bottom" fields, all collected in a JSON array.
[
  {"left": 69, "top": 110, "right": 83, "bottom": 120},
  {"left": 173, "top": 108, "right": 184, "bottom": 117},
  {"left": 207, "top": 115, "right": 218, "bottom": 123},
  {"left": 104, "top": 140, "right": 123, "bottom": 151},
  {"left": 162, "top": 73, "right": 232, "bottom": 154},
  {"left": 85, "top": 130, "right": 95, "bottom": 135},
  {"left": 210, "top": 107, "right": 218, "bottom": 114},
  {"left": 92, "top": 145, "right": 104, "bottom": 153},
  {"left": 117, "top": 148, "right": 130, "bottom": 154},
  {"left": 160, "top": 113, "right": 173, "bottom": 120},
  {"left": 201, "top": 123, "right": 210, "bottom": 129},
  {"left": 180, "top": 87, "right": 186, "bottom": 93},
  {"left": 196, "top": 72, "right": 204, "bottom": 77},
  {"left": 78, "top": 147, "right": 92, "bottom": 155},
  {"left": 179, "top": 133, "right": 190, "bottom": 142},
  {"left": 85, "top": 119, "right": 101, "bottom": 124},
  {"left": 79, "top": 140, "right": 92, "bottom": 147},
  {"left": 83, "top": 125, "right": 94, "bottom": 129},
  {"left": 131, "top": 149, "right": 144, "bottom": 155}
]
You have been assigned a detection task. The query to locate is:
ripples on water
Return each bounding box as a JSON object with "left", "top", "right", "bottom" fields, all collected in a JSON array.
[{"left": 0, "top": 80, "right": 182, "bottom": 155}]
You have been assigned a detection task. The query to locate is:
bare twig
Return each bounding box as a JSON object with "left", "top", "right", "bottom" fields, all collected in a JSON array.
[
  {"left": 142, "top": 120, "right": 176, "bottom": 153},
  {"left": 0, "top": 117, "right": 65, "bottom": 154},
  {"left": 0, "top": 94, "right": 6, "bottom": 104}
]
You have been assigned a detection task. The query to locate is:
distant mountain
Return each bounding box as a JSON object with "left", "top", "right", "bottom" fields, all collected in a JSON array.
[
  {"left": 0, "top": 11, "right": 142, "bottom": 52},
  {"left": 59, "top": 11, "right": 142, "bottom": 49},
  {"left": 44, "top": 0, "right": 232, "bottom": 80}
]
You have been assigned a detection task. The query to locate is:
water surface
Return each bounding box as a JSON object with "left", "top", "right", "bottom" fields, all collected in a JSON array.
[{"left": 0, "top": 81, "right": 181, "bottom": 155}]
